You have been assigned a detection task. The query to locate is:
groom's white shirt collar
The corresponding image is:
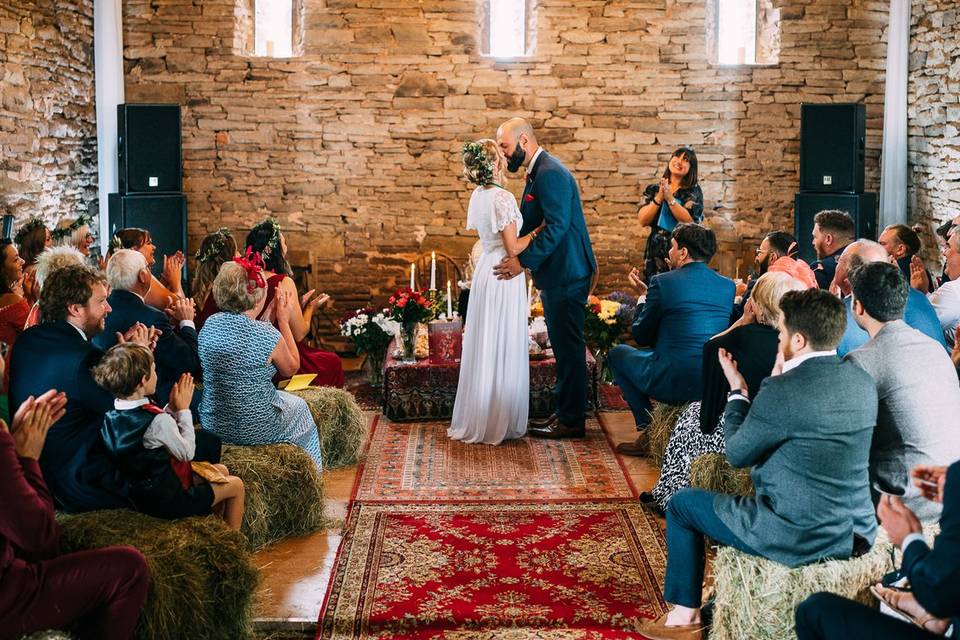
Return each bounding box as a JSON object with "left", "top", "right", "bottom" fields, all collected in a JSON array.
[{"left": 527, "top": 147, "right": 545, "bottom": 175}]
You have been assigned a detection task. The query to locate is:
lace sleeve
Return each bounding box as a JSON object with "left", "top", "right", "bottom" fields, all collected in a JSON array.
[{"left": 492, "top": 189, "right": 523, "bottom": 234}]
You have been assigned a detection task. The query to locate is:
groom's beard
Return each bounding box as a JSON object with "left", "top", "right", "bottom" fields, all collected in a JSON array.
[{"left": 507, "top": 143, "right": 526, "bottom": 173}]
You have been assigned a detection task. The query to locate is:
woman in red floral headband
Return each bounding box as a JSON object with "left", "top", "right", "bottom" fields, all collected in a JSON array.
[{"left": 195, "top": 250, "right": 324, "bottom": 469}]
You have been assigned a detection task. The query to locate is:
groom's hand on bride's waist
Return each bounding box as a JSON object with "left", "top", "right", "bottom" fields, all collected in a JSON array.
[{"left": 494, "top": 256, "right": 523, "bottom": 280}]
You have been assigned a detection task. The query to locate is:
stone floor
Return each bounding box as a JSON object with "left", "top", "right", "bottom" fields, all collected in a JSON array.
[{"left": 250, "top": 411, "right": 660, "bottom": 637}]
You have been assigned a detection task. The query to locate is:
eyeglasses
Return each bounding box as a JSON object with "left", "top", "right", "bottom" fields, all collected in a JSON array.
[{"left": 755, "top": 248, "right": 766, "bottom": 256}]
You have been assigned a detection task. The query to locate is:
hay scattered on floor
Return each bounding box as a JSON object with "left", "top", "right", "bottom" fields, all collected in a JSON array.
[
  {"left": 710, "top": 536, "right": 894, "bottom": 640},
  {"left": 57, "top": 510, "right": 258, "bottom": 640},
  {"left": 688, "top": 452, "right": 754, "bottom": 497},
  {"left": 222, "top": 443, "right": 326, "bottom": 550},
  {"left": 647, "top": 402, "right": 688, "bottom": 468},
  {"left": 291, "top": 387, "right": 367, "bottom": 469}
]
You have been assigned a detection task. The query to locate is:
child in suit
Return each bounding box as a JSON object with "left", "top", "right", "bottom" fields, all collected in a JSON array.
[{"left": 91, "top": 343, "right": 245, "bottom": 530}]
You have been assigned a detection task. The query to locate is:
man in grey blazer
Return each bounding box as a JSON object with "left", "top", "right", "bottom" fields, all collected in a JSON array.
[
  {"left": 639, "top": 289, "right": 878, "bottom": 640},
  {"left": 845, "top": 261, "right": 960, "bottom": 521}
]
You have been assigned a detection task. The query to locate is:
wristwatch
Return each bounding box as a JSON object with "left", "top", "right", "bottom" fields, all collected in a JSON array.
[{"left": 727, "top": 389, "right": 749, "bottom": 399}]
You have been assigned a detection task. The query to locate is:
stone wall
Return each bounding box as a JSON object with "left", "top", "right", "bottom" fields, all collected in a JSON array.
[
  {"left": 0, "top": 0, "right": 97, "bottom": 225},
  {"left": 121, "top": 0, "right": 889, "bottom": 333},
  {"left": 908, "top": 0, "right": 960, "bottom": 253}
]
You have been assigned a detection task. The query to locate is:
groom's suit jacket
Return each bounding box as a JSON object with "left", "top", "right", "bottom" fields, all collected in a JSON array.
[{"left": 518, "top": 151, "right": 596, "bottom": 291}]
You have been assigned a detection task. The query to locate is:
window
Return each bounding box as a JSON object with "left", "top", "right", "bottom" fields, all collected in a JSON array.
[
  {"left": 482, "top": 0, "right": 534, "bottom": 58},
  {"left": 255, "top": 0, "right": 294, "bottom": 57},
  {"left": 708, "top": 0, "right": 779, "bottom": 66}
]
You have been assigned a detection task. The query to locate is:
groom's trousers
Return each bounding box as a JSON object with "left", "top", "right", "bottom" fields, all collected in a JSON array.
[{"left": 540, "top": 276, "right": 590, "bottom": 428}]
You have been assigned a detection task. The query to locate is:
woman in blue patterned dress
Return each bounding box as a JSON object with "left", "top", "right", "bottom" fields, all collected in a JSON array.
[{"left": 198, "top": 252, "right": 323, "bottom": 470}]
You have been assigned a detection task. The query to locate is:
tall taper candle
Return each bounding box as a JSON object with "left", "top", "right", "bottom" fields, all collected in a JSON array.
[
  {"left": 430, "top": 251, "right": 437, "bottom": 290},
  {"left": 410, "top": 263, "right": 415, "bottom": 290},
  {"left": 446, "top": 280, "right": 452, "bottom": 318},
  {"left": 528, "top": 279, "right": 533, "bottom": 318}
]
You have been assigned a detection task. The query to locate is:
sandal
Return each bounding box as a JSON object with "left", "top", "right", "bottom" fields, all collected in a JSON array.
[{"left": 870, "top": 585, "right": 950, "bottom": 635}]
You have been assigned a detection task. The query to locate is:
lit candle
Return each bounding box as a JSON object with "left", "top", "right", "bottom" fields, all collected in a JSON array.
[
  {"left": 446, "top": 280, "right": 453, "bottom": 318},
  {"left": 410, "top": 263, "right": 415, "bottom": 290},
  {"left": 528, "top": 279, "right": 533, "bottom": 318},
  {"left": 430, "top": 251, "right": 437, "bottom": 290}
]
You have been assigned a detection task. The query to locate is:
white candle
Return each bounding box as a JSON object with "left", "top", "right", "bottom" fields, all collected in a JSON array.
[
  {"left": 410, "top": 263, "right": 415, "bottom": 290},
  {"left": 430, "top": 251, "right": 437, "bottom": 290},
  {"left": 528, "top": 280, "right": 533, "bottom": 318},
  {"left": 446, "top": 280, "right": 453, "bottom": 318}
]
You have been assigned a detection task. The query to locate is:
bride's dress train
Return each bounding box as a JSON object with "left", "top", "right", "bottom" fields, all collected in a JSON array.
[{"left": 448, "top": 186, "right": 529, "bottom": 445}]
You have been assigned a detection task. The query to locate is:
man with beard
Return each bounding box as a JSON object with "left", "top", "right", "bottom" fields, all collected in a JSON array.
[
  {"left": 732, "top": 231, "right": 803, "bottom": 321},
  {"left": 493, "top": 118, "right": 596, "bottom": 439},
  {"left": 810, "top": 210, "right": 855, "bottom": 289},
  {"left": 9, "top": 265, "right": 155, "bottom": 511}
]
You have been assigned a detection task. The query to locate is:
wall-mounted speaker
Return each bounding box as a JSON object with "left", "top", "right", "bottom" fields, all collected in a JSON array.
[{"left": 117, "top": 104, "right": 182, "bottom": 194}]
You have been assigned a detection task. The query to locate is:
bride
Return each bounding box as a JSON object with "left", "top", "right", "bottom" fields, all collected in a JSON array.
[{"left": 448, "top": 140, "right": 542, "bottom": 445}]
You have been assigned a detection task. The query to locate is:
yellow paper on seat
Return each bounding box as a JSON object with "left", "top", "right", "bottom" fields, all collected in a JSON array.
[{"left": 278, "top": 373, "right": 316, "bottom": 391}]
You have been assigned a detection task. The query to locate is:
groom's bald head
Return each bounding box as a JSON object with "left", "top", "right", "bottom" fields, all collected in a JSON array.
[{"left": 496, "top": 118, "right": 539, "bottom": 172}]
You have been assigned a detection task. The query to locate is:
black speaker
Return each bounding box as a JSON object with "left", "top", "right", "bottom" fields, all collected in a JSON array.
[
  {"left": 117, "top": 104, "right": 182, "bottom": 194},
  {"left": 794, "top": 192, "right": 877, "bottom": 264},
  {"left": 800, "top": 103, "right": 866, "bottom": 193},
  {"left": 107, "top": 193, "right": 187, "bottom": 282}
]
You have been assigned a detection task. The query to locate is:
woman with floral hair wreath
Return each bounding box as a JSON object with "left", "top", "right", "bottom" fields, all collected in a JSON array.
[
  {"left": 110, "top": 227, "right": 186, "bottom": 309},
  {"left": 192, "top": 228, "right": 239, "bottom": 330},
  {"left": 14, "top": 217, "right": 51, "bottom": 306},
  {"left": 244, "top": 218, "right": 344, "bottom": 389},
  {"left": 52, "top": 214, "right": 96, "bottom": 262}
]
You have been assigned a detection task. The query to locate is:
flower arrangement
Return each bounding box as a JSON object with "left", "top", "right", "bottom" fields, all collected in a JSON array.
[
  {"left": 340, "top": 308, "right": 398, "bottom": 386},
  {"left": 388, "top": 288, "right": 435, "bottom": 362},
  {"left": 584, "top": 292, "right": 637, "bottom": 382}
]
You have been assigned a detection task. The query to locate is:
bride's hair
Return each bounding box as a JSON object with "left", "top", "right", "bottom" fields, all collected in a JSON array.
[{"left": 462, "top": 139, "right": 503, "bottom": 187}]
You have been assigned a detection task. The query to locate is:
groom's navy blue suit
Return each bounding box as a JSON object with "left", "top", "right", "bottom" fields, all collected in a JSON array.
[{"left": 518, "top": 150, "right": 597, "bottom": 428}]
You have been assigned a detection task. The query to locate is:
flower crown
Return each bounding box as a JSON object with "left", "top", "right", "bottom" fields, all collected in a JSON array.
[
  {"left": 195, "top": 227, "right": 232, "bottom": 264},
  {"left": 13, "top": 217, "right": 47, "bottom": 246},
  {"left": 259, "top": 218, "right": 282, "bottom": 259},
  {"left": 51, "top": 212, "right": 94, "bottom": 242},
  {"left": 462, "top": 142, "right": 496, "bottom": 187}
]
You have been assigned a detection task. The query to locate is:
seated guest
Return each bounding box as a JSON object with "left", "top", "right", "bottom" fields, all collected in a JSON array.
[
  {"left": 845, "top": 261, "right": 960, "bottom": 521},
  {"left": 647, "top": 272, "right": 805, "bottom": 511},
  {"left": 638, "top": 289, "right": 877, "bottom": 640},
  {"left": 94, "top": 249, "right": 201, "bottom": 404},
  {"left": 0, "top": 389, "right": 150, "bottom": 640},
  {"left": 0, "top": 240, "right": 29, "bottom": 391},
  {"left": 879, "top": 223, "right": 934, "bottom": 292},
  {"left": 111, "top": 227, "right": 185, "bottom": 310},
  {"left": 52, "top": 214, "right": 96, "bottom": 264},
  {"left": 246, "top": 218, "right": 344, "bottom": 388},
  {"left": 611, "top": 223, "right": 734, "bottom": 455},
  {"left": 199, "top": 255, "right": 323, "bottom": 470},
  {"left": 795, "top": 461, "right": 960, "bottom": 640},
  {"left": 9, "top": 265, "right": 136, "bottom": 511},
  {"left": 832, "top": 240, "right": 945, "bottom": 356},
  {"left": 14, "top": 216, "right": 51, "bottom": 305},
  {"left": 91, "top": 344, "right": 244, "bottom": 530},
  {"left": 810, "top": 209, "right": 855, "bottom": 289},
  {"left": 911, "top": 228, "right": 960, "bottom": 348},
  {"left": 732, "top": 232, "right": 815, "bottom": 321},
  {"left": 24, "top": 245, "right": 88, "bottom": 328},
  {"left": 192, "top": 228, "right": 238, "bottom": 330}
]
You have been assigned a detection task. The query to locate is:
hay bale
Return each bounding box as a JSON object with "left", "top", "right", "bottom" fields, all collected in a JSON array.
[
  {"left": 222, "top": 443, "right": 326, "bottom": 550},
  {"left": 290, "top": 387, "right": 367, "bottom": 469},
  {"left": 688, "top": 453, "right": 754, "bottom": 497},
  {"left": 647, "top": 402, "right": 688, "bottom": 468},
  {"left": 710, "top": 536, "right": 894, "bottom": 640},
  {"left": 21, "top": 632, "right": 73, "bottom": 640},
  {"left": 57, "top": 510, "right": 258, "bottom": 640}
]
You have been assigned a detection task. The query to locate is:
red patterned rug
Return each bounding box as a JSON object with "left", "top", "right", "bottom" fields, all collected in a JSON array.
[
  {"left": 353, "top": 416, "right": 636, "bottom": 503},
  {"left": 317, "top": 501, "right": 667, "bottom": 639},
  {"left": 597, "top": 384, "right": 629, "bottom": 412}
]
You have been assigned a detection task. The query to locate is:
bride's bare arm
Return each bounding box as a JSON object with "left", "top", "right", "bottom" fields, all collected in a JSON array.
[{"left": 501, "top": 222, "right": 545, "bottom": 258}]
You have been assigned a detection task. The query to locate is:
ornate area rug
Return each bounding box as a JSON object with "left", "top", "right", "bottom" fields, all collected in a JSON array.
[
  {"left": 353, "top": 416, "right": 636, "bottom": 503},
  {"left": 316, "top": 501, "right": 667, "bottom": 639},
  {"left": 597, "top": 384, "right": 629, "bottom": 412}
]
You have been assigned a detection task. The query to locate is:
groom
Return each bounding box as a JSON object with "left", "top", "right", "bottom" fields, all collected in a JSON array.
[{"left": 494, "top": 118, "right": 597, "bottom": 439}]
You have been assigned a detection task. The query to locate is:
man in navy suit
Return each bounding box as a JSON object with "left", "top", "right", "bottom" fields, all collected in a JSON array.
[
  {"left": 810, "top": 209, "right": 855, "bottom": 290},
  {"left": 93, "top": 249, "right": 201, "bottom": 403},
  {"left": 609, "top": 224, "right": 735, "bottom": 454},
  {"left": 494, "top": 118, "right": 597, "bottom": 439}
]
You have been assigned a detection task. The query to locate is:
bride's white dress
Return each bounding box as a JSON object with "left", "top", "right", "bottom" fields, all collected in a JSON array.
[{"left": 448, "top": 186, "right": 529, "bottom": 445}]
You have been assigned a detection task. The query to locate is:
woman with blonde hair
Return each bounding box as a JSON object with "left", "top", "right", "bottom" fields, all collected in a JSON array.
[
  {"left": 643, "top": 271, "right": 807, "bottom": 511},
  {"left": 448, "top": 139, "right": 542, "bottom": 445},
  {"left": 52, "top": 214, "right": 95, "bottom": 260}
]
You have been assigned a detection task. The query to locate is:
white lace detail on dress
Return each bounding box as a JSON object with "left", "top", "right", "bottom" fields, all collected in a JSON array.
[{"left": 491, "top": 188, "right": 523, "bottom": 235}]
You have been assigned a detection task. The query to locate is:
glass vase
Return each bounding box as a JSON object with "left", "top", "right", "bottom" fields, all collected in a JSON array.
[
  {"left": 400, "top": 322, "right": 418, "bottom": 364},
  {"left": 366, "top": 350, "right": 385, "bottom": 387}
]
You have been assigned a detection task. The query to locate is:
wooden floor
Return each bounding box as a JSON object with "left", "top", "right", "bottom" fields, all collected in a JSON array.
[{"left": 251, "top": 411, "right": 660, "bottom": 636}]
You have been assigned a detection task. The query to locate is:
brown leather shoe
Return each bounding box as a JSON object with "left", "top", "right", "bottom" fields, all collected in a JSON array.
[
  {"left": 636, "top": 613, "right": 704, "bottom": 640},
  {"left": 528, "top": 421, "right": 585, "bottom": 439},
  {"left": 615, "top": 432, "right": 649, "bottom": 457},
  {"left": 528, "top": 413, "right": 559, "bottom": 430}
]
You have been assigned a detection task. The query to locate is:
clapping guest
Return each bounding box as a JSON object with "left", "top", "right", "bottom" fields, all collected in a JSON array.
[
  {"left": 911, "top": 229, "right": 960, "bottom": 349},
  {"left": 637, "top": 147, "right": 704, "bottom": 282},
  {"left": 879, "top": 224, "right": 934, "bottom": 292},
  {"left": 246, "top": 218, "right": 344, "bottom": 388},
  {"left": 0, "top": 240, "right": 29, "bottom": 389},
  {"left": 810, "top": 210, "right": 855, "bottom": 289},
  {"left": 0, "top": 389, "right": 150, "bottom": 640},
  {"left": 111, "top": 228, "right": 185, "bottom": 310},
  {"left": 192, "top": 228, "right": 238, "bottom": 330},
  {"left": 638, "top": 289, "right": 877, "bottom": 640},
  {"left": 14, "top": 217, "right": 51, "bottom": 305},
  {"left": 845, "top": 261, "right": 960, "bottom": 521},
  {"left": 52, "top": 214, "right": 96, "bottom": 262},
  {"left": 646, "top": 272, "right": 805, "bottom": 511},
  {"left": 611, "top": 224, "right": 734, "bottom": 454},
  {"left": 198, "top": 256, "right": 323, "bottom": 470},
  {"left": 732, "top": 231, "right": 816, "bottom": 321}
]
